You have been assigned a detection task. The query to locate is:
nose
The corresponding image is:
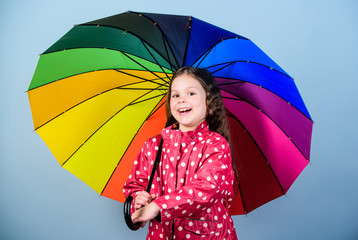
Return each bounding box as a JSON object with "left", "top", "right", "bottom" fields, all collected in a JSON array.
[{"left": 178, "top": 96, "right": 186, "bottom": 103}]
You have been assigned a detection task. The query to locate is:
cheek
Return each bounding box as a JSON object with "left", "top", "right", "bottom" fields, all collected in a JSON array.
[
  {"left": 200, "top": 100, "right": 208, "bottom": 116},
  {"left": 169, "top": 100, "right": 176, "bottom": 114}
]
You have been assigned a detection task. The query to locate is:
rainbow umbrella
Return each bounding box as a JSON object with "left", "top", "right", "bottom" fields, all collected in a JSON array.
[{"left": 27, "top": 11, "right": 313, "bottom": 215}]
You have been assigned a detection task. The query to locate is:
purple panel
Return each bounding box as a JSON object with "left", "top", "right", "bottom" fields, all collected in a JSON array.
[{"left": 218, "top": 78, "right": 313, "bottom": 160}]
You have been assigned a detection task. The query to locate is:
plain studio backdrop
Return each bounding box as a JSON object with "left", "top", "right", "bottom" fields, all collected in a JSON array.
[{"left": 1, "top": 0, "right": 357, "bottom": 239}]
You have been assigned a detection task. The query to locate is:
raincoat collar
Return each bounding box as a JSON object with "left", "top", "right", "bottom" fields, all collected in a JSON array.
[{"left": 161, "top": 121, "right": 210, "bottom": 144}]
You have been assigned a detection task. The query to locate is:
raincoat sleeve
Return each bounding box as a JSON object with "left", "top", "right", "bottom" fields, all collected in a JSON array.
[
  {"left": 123, "top": 138, "right": 154, "bottom": 213},
  {"left": 153, "top": 136, "right": 235, "bottom": 221}
]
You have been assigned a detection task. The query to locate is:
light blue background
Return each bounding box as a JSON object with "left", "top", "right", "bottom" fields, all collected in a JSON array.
[{"left": 1, "top": 0, "right": 357, "bottom": 239}]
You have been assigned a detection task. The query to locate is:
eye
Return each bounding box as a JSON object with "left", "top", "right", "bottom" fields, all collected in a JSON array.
[
  {"left": 188, "top": 92, "right": 196, "bottom": 96},
  {"left": 171, "top": 93, "right": 179, "bottom": 98}
]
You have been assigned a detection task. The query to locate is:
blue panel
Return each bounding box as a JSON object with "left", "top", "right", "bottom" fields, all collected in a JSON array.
[
  {"left": 194, "top": 38, "right": 289, "bottom": 77},
  {"left": 208, "top": 62, "right": 311, "bottom": 119},
  {"left": 185, "top": 17, "right": 245, "bottom": 66}
]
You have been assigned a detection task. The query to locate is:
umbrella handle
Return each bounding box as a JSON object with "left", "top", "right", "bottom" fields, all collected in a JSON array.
[
  {"left": 123, "top": 195, "right": 141, "bottom": 231},
  {"left": 123, "top": 138, "right": 163, "bottom": 231}
]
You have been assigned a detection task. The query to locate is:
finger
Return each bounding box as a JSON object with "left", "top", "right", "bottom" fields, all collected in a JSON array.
[
  {"left": 137, "top": 195, "right": 152, "bottom": 202},
  {"left": 140, "top": 221, "right": 147, "bottom": 228},
  {"left": 136, "top": 193, "right": 153, "bottom": 202},
  {"left": 132, "top": 210, "right": 146, "bottom": 224},
  {"left": 134, "top": 202, "right": 147, "bottom": 210},
  {"left": 135, "top": 198, "right": 150, "bottom": 208},
  {"left": 131, "top": 209, "right": 141, "bottom": 223},
  {"left": 137, "top": 191, "right": 151, "bottom": 199}
]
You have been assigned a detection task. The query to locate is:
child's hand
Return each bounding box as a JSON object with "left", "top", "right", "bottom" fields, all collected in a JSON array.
[
  {"left": 134, "top": 191, "right": 156, "bottom": 210},
  {"left": 132, "top": 202, "right": 161, "bottom": 227}
]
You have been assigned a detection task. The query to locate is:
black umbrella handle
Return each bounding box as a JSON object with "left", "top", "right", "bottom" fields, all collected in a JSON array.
[
  {"left": 124, "top": 195, "right": 141, "bottom": 231},
  {"left": 123, "top": 139, "right": 163, "bottom": 231}
]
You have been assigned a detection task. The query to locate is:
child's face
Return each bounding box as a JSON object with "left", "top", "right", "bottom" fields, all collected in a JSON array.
[{"left": 170, "top": 73, "right": 207, "bottom": 132}]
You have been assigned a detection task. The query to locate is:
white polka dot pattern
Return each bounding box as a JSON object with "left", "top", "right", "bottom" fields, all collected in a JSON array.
[{"left": 123, "top": 122, "right": 237, "bottom": 240}]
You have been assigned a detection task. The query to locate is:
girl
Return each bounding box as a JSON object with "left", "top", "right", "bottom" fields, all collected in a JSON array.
[{"left": 123, "top": 67, "right": 238, "bottom": 239}]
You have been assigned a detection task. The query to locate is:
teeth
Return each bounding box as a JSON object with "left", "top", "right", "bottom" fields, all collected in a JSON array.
[{"left": 179, "top": 108, "right": 191, "bottom": 113}]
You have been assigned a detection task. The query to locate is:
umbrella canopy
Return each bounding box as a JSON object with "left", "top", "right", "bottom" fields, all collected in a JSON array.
[{"left": 28, "top": 11, "right": 313, "bottom": 215}]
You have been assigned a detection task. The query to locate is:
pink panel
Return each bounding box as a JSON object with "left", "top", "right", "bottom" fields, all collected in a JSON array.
[{"left": 226, "top": 98, "right": 309, "bottom": 192}]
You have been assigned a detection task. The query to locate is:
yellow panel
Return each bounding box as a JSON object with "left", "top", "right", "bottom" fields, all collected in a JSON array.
[
  {"left": 62, "top": 91, "right": 164, "bottom": 194},
  {"left": 28, "top": 70, "right": 169, "bottom": 129},
  {"left": 36, "top": 87, "right": 155, "bottom": 166}
]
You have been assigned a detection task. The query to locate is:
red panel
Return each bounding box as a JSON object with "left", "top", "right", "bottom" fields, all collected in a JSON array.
[{"left": 228, "top": 116, "right": 283, "bottom": 214}]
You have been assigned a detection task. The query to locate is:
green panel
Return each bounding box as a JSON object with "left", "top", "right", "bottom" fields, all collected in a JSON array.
[
  {"left": 29, "top": 48, "right": 172, "bottom": 90},
  {"left": 44, "top": 25, "right": 172, "bottom": 70},
  {"left": 82, "top": 11, "right": 179, "bottom": 69}
]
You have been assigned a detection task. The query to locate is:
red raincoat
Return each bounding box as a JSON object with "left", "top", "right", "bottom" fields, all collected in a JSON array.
[{"left": 123, "top": 122, "right": 238, "bottom": 240}]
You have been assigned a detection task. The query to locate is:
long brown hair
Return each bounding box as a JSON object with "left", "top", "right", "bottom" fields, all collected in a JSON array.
[{"left": 166, "top": 67, "right": 230, "bottom": 143}]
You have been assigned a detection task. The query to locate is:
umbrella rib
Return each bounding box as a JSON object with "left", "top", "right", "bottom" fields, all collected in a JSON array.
[
  {"left": 207, "top": 60, "right": 293, "bottom": 79},
  {"left": 28, "top": 63, "right": 167, "bottom": 92},
  {"left": 114, "top": 69, "right": 169, "bottom": 90},
  {"left": 182, "top": 16, "right": 193, "bottom": 67},
  {"left": 146, "top": 98, "right": 167, "bottom": 120},
  {"left": 61, "top": 88, "right": 165, "bottom": 167},
  {"left": 226, "top": 111, "right": 248, "bottom": 214},
  {"left": 193, "top": 46, "right": 214, "bottom": 68},
  {"left": 121, "top": 51, "right": 168, "bottom": 82},
  {"left": 127, "top": 93, "right": 166, "bottom": 106},
  {"left": 209, "top": 62, "right": 312, "bottom": 122},
  {"left": 131, "top": 11, "right": 180, "bottom": 69},
  {"left": 33, "top": 88, "right": 118, "bottom": 131},
  {"left": 191, "top": 36, "right": 244, "bottom": 68},
  {"left": 161, "top": 34, "right": 175, "bottom": 72},
  {"left": 43, "top": 45, "right": 174, "bottom": 76},
  {"left": 235, "top": 180, "right": 248, "bottom": 215},
  {"left": 77, "top": 21, "right": 177, "bottom": 70},
  {"left": 100, "top": 93, "right": 167, "bottom": 196},
  {"left": 221, "top": 88, "right": 311, "bottom": 161},
  {"left": 225, "top": 108, "right": 286, "bottom": 197},
  {"left": 28, "top": 69, "right": 112, "bottom": 92},
  {"left": 209, "top": 62, "right": 234, "bottom": 75},
  {"left": 140, "top": 39, "right": 171, "bottom": 81},
  {"left": 34, "top": 80, "right": 165, "bottom": 131},
  {"left": 216, "top": 80, "right": 244, "bottom": 86},
  {"left": 42, "top": 23, "right": 177, "bottom": 73}
]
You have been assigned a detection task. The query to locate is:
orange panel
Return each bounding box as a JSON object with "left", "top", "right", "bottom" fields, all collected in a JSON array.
[
  {"left": 28, "top": 70, "right": 168, "bottom": 129},
  {"left": 102, "top": 99, "right": 167, "bottom": 202}
]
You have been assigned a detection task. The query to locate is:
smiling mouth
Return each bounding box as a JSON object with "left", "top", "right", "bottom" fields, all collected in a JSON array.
[{"left": 179, "top": 108, "right": 192, "bottom": 113}]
